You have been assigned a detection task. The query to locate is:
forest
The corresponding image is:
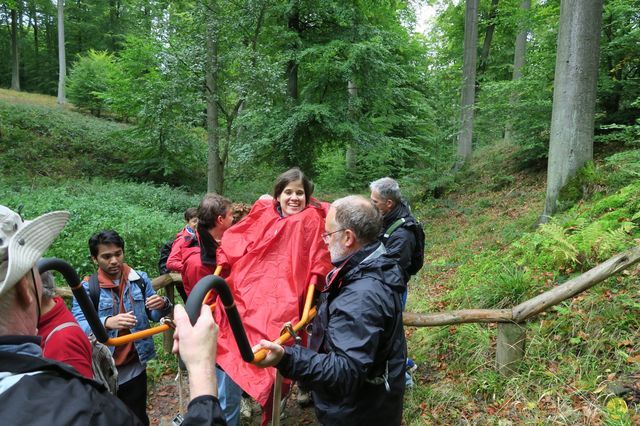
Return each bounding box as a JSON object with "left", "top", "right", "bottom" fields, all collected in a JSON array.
[{"left": 1, "top": 0, "right": 640, "bottom": 424}]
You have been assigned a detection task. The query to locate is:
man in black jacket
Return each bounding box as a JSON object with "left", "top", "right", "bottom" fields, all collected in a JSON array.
[
  {"left": 0, "top": 205, "right": 226, "bottom": 426},
  {"left": 370, "top": 177, "right": 423, "bottom": 293},
  {"left": 253, "top": 196, "right": 407, "bottom": 425},
  {"left": 370, "top": 177, "right": 424, "bottom": 387}
]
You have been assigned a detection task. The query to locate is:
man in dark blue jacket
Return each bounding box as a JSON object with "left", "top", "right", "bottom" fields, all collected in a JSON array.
[{"left": 253, "top": 195, "right": 407, "bottom": 425}]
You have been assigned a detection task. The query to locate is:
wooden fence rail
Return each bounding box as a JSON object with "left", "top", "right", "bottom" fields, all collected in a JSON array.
[{"left": 404, "top": 245, "right": 640, "bottom": 374}]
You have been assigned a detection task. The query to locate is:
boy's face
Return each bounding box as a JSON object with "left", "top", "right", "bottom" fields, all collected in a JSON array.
[
  {"left": 188, "top": 217, "right": 198, "bottom": 229},
  {"left": 92, "top": 243, "right": 124, "bottom": 280}
]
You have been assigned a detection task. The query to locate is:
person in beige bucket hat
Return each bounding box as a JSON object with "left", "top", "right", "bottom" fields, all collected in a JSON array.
[
  {"left": 0, "top": 206, "right": 69, "bottom": 301},
  {"left": 0, "top": 205, "right": 229, "bottom": 425}
]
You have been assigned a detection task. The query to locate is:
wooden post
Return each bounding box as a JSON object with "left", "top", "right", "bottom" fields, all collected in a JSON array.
[
  {"left": 163, "top": 283, "right": 176, "bottom": 353},
  {"left": 496, "top": 322, "right": 526, "bottom": 376}
]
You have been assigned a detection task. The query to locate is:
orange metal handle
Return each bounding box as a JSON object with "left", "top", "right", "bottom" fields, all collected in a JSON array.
[
  {"left": 105, "top": 304, "right": 216, "bottom": 346},
  {"left": 106, "top": 266, "right": 224, "bottom": 346},
  {"left": 106, "top": 266, "right": 317, "bottom": 355}
]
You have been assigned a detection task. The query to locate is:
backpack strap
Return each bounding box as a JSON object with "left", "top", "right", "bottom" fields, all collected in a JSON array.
[
  {"left": 88, "top": 273, "right": 100, "bottom": 312},
  {"left": 44, "top": 321, "right": 81, "bottom": 346},
  {"left": 134, "top": 278, "right": 147, "bottom": 300},
  {"left": 383, "top": 218, "right": 406, "bottom": 239}
]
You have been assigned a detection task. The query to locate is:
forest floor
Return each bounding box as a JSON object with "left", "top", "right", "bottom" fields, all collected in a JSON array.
[{"left": 148, "top": 371, "right": 319, "bottom": 425}]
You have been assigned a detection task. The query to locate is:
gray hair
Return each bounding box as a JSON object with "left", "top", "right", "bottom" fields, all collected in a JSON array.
[
  {"left": 369, "top": 177, "right": 401, "bottom": 204},
  {"left": 41, "top": 271, "right": 56, "bottom": 299},
  {"left": 332, "top": 195, "right": 382, "bottom": 245}
]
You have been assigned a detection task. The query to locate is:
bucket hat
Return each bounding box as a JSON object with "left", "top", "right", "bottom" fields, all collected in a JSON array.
[{"left": 0, "top": 206, "right": 69, "bottom": 297}]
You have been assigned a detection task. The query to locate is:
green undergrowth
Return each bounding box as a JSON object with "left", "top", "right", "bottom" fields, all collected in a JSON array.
[
  {"left": 0, "top": 177, "right": 199, "bottom": 278},
  {"left": 0, "top": 90, "right": 208, "bottom": 192},
  {"left": 0, "top": 92, "right": 131, "bottom": 179},
  {"left": 405, "top": 145, "right": 640, "bottom": 424}
]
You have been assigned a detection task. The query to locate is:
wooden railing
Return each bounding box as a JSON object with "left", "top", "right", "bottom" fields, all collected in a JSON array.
[
  {"left": 403, "top": 245, "right": 640, "bottom": 375},
  {"left": 58, "top": 246, "right": 640, "bottom": 375}
]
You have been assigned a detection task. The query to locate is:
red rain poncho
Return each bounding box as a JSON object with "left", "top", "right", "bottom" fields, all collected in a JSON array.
[{"left": 213, "top": 198, "right": 332, "bottom": 407}]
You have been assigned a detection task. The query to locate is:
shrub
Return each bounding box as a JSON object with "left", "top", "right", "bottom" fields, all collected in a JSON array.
[
  {"left": 67, "top": 50, "right": 116, "bottom": 117},
  {"left": 0, "top": 177, "right": 200, "bottom": 278}
]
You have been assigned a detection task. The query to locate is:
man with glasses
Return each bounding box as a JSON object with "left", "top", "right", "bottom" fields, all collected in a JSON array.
[{"left": 253, "top": 195, "right": 407, "bottom": 425}]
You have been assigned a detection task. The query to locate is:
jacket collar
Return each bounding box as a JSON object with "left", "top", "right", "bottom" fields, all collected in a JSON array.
[
  {"left": 383, "top": 201, "right": 412, "bottom": 229},
  {"left": 196, "top": 228, "right": 218, "bottom": 266},
  {"left": 0, "top": 335, "right": 42, "bottom": 358},
  {"left": 324, "top": 242, "right": 385, "bottom": 292}
]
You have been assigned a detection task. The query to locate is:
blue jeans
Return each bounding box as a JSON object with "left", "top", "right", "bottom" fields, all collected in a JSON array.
[{"left": 216, "top": 367, "right": 243, "bottom": 426}]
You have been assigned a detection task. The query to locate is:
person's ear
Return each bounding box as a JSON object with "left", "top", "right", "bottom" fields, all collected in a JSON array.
[
  {"left": 386, "top": 199, "right": 394, "bottom": 210},
  {"left": 15, "top": 275, "right": 33, "bottom": 308},
  {"left": 344, "top": 229, "right": 356, "bottom": 248}
]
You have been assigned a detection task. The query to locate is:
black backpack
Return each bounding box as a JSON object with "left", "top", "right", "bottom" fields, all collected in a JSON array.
[
  {"left": 383, "top": 217, "right": 425, "bottom": 277},
  {"left": 157, "top": 240, "right": 174, "bottom": 275}
]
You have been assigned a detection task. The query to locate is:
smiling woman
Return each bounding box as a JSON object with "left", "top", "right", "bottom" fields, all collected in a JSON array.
[
  {"left": 272, "top": 168, "right": 314, "bottom": 218},
  {"left": 213, "top": 167, "right": 332, "bottom": 425}
]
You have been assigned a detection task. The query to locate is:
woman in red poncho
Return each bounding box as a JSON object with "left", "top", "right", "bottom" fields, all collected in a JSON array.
[{"left": 214, "top": 167, "right": 332, "bottom": 425}]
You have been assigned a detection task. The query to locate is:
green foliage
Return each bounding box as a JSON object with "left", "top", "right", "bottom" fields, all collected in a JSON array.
[
  {"left": 410, "top": 147, "right": 640, "bottom": 424},
  {"left": 601, "top": 149, "right": 640, "bottom": 190},
  {"left": 0, "top": 177, "right": 199, "bottom": 278},
  {"left": 148, "top": 334, "right": 178, "bottom": 382},
  {"left": 66, "top": 50, "right": 115, "bottom": 116},
  {"left": 99, "top": 35, "right": 208, "bottom": 190}
]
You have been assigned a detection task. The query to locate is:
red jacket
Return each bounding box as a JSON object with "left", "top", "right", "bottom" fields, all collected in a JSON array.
[
  {"left": 213, "top": 199, "right": 332, "bottom": 408},
  {"left": 37, "top": 296, "right": 93, "bottom": 379},
  {"left": 180, "top": 240, "right": 216, "bottom": 296},
  {"left": 166, "top": 228, "right": 196, "bottom": 273}
]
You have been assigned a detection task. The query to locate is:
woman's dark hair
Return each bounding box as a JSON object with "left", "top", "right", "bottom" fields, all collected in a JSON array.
[
  {"left": 89, "top": 230, "right": 125, "bottom": 257},
  {"left": 184, "top": 207, "right": 198, "bottom": 222},
  {"left": 272, "top": 167, "right": 314, "bottom": 205}
]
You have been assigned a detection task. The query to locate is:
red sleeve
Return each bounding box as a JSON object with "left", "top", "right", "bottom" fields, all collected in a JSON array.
[{"left": 43, "top": 328, "right": 94, "bottom": 379}]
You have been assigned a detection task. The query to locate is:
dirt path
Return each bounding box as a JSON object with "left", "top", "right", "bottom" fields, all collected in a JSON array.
[{"left": 148, "top": 372, "right": 320, "bottom": 426}]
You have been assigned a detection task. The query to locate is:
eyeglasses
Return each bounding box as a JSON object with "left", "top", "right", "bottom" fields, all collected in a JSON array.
[{"left": 321, "top": 228, "right": 345, "bottom": 243}]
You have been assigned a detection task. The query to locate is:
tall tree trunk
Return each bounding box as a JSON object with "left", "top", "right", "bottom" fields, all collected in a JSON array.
[
  {"left": 33, "top": 5, "right": 38, "bottom": 57},
  {"left": 504, "top": 0, "right": 530, "bottom": 144},
  {"left": 206, "top": 10, "right": 223, "bottom": 193},
  {"left": 286, "top": 1, "right": 299, "bottom": 101},
  {"left": 57, "top": 0, "right": 66, "bottom": 105},
  {"left": 345, "top": 80, "right": 358, "bottom": 173},
  {"left": 109, "top": 0, "right": 119, "bottom": 51},
  {"left": 478, "top": 0, "right": 499, "bottom": 75},
  {"left": 10, "top": 7, "right": 20, "bottom": 91},
  {"left": 455, "top": 0, "right": 479, "bottom": 168},
  {"left": 76, "top": 0, "right": 82, "bottom": 53},
  {"left": 44, "top": 14, "right": 53, "bottom": 54},
  {"left": 540, "top": 0, "right": 603, "bottom": 223}
]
